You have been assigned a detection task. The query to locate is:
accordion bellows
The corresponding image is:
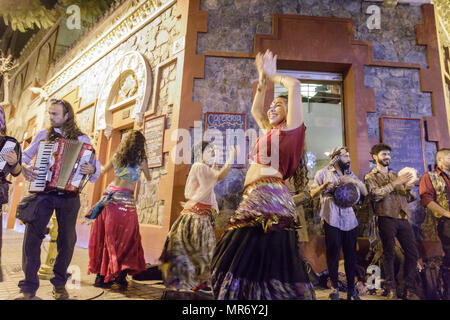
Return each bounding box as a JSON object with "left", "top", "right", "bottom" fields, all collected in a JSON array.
[{"left": 29, "top": 138, "right": 95, "bottom": 193}]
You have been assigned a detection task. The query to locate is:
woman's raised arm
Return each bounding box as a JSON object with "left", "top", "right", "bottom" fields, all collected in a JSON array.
[
  {"left": 251, "top": 52, "right": 272, "bottom": 132},
  {"left": 261, "top": 50, "right": 303, "bottom": 130}
]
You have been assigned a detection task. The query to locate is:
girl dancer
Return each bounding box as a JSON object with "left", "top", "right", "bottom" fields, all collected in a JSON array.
[
  {"left": 159, "top": 142, "right": 236, "bottom": 292},
  {"left": 88, "top": 130, "right": 150, "bottom": 290},
  {"left": 211, "top": 50, "right": 315, "bottom": 300}
]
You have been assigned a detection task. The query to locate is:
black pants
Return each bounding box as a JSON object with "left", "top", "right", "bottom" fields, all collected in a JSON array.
[
  {"left": 378, "top": 216, "right": 418, "bottom": 292},
  {"left": 323, "top": 222, "right": 358, "bottom": 291},
  {"left": 437, "top": 217, "right": 450, "bottom": 298},
  {"left": 437, "top": 217, "right": 450, "bottom": 268},
  {"left": 18, "top": 192, "right": 80, "bottom": 294}
]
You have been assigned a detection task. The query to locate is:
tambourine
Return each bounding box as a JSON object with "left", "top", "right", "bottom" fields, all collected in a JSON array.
[
  {"left": 398, "top": 167, "right": 419, "bottom": 185},
  {"left": 333, "top": 183, "right": 360, "bottom": 208}
]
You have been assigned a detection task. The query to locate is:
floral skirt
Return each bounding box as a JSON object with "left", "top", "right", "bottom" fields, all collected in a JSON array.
[
  {"left": 159, "top": 202, "right": 216, "bottom": 290},
  {"left": 88, "top": 185, "right": 146, "bottom": 282},
  {"left": 212, "top": 177, "right": 315, "bottom": 300}
]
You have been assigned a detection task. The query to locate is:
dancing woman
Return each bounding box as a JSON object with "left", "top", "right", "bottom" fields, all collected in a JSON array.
[
  {"left": 88, "top": 130, "right": 150, "bottom": 290},
  {"left": 211, "top": 50, "right": 315, "bottom": 300},
  {"left": 159, "top": 142, "right": 236, "bottom": 292}
]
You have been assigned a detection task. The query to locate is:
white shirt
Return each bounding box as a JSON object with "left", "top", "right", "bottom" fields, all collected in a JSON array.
[
  {"left": 311, "top": 165, "right": 360, "bottom": 231},
  {"left": 183, "top": 162, "right": 220, "bottom": 212}
]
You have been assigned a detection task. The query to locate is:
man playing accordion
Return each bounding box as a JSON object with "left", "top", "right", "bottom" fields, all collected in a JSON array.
[{"left": 16, "top": 99, "right": 101, "bottom": 300}]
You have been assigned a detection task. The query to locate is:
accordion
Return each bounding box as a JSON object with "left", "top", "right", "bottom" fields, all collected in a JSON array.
[
  {"left": 29, "top": 138, "right": 96, "bottom": 193},
  {"left": 0, "top": 136, "right": 18, "bottom": 172}
]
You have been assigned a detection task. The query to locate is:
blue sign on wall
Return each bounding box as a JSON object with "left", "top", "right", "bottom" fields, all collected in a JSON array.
[
  {"left": 204, "top": 112, "right": 247, "bottom": 167},
  {"left": 380, "top": 117, "right": 427, "bottom": 177}
]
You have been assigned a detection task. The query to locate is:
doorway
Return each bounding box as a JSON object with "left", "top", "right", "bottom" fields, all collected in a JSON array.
[{"left": 275, "top": 70, "right": 345, "bottom": 180}]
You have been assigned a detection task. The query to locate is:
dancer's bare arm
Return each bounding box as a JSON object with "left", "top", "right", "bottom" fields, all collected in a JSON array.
[
  {"left": 140, "top": 159, "right": 152, "bottom": 181},
  {"left": 261, "top": 50, "right": 303, "bottom": 130},
  {"left": 251, "top": 52, "right": 271, "bottom": 132},
  {"left": 217, "top": 146, "right": 238, "bottom": 181}
]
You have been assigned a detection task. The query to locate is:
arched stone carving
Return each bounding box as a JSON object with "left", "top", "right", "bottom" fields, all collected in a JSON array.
[{"left": 94, "top": 51, "right": 152, "bottom": 139}]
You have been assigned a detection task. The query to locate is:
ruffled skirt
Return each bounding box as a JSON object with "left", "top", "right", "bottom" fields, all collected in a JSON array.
[
  {"left": 212, "top": 177, "right": 315, "bottom": 300},
  {"left": 159, "top": 202, "right": 216, "bottom": 290},
  {"left": 88, "top": 185, "right": 146, "bottom": 282}
]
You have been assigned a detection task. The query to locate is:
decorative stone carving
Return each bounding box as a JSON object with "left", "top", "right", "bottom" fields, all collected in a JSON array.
[
  {"left": 95, "top": 50, "right": 152, "bottom": 136},
  {"left": 42, "top": 0, "right": 171, "bottom": 97},
  {"left": 119, "top": 73, "right": 139, "bottom": 99}
]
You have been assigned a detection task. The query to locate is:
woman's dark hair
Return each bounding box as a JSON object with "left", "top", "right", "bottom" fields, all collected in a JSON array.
[
  {"left": 47, "top": 99, "right": 83, "bottom": 140},
  {"left": 277, "top": 94, "right": 288, "bottom": 101},
  {"left": 191, "top": 141, "right": 211, "bottom": 165},
  {"left": 277, "top": 93, "right": 307, "bottom": 190},
  {"left": 115, "top": 130, "right": 147, "bottom": 168},
  {"left": 291, "top": 148, "right": 309, "bottom": 192}
]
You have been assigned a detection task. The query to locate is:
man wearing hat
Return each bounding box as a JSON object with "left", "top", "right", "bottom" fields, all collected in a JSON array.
[
  {"left": 310, "top": 146, "right": 367, "bottom": 300},
  {"left": 364, "top": 143, "right": 420, "bottom": 300}
]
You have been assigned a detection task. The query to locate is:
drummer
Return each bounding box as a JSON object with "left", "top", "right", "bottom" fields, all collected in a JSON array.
[
  {"left": 310, "top": 146, "right": 368, "bottom": 300},
  {"left": 364, "top": 143, "right": 420, "bottom": 300}
]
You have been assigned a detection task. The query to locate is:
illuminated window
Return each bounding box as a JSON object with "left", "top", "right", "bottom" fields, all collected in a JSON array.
[{"left": 275, "top": 71, "right": 344, "bottom": 180}]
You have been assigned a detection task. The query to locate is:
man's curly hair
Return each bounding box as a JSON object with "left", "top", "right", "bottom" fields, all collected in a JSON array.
[
  {"left": 47, "top": 99, "right": 83, "bottom": 140},
  {"left": 115, "top": 130, "right": 147, "bottom": 168}
]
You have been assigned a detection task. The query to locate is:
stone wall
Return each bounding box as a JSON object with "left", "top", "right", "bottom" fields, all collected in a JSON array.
[
  {"left": 7, "top": 1, "right": 181, "bottom": 226},
  {"left": 194, "top": 0, "right": 436, "bottom": 238}
]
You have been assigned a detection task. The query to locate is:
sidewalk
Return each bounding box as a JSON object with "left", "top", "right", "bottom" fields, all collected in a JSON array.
[
  {"left": 0, "top": 228, "right": 165, "bottom": 300},
  {"left": 0, "top": 228, "right": 388, "bottom": 300}
]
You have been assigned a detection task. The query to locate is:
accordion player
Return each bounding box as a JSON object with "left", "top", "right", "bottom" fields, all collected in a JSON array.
[{"left": 29, "top": 138, "right": 96, "bottom": 193}]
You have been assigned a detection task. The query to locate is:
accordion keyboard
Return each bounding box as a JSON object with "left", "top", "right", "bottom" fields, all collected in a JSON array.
[
  {"left": 0, "top": 140, "right": 17, "bottom": 170},
  {"left": 29, "top": 141, "right": 55, "bottom": 192}
]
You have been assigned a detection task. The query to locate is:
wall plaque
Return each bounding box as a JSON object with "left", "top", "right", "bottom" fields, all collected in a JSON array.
[{"left": 143, "top": 114, "right": 166, "bottom": 168}]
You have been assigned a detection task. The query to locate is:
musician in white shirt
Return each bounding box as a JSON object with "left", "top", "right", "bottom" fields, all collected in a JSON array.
[{"left": 16, "top": 99, "right": 101, "bottom": 300}]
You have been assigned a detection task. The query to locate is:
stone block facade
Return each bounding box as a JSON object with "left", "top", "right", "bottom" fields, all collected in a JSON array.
[
  {"left": 5, "top": 0, "right": 181, "bottom": 228},
  {"left": 194, "top": 0, "right": 443, "bottom": 240}
]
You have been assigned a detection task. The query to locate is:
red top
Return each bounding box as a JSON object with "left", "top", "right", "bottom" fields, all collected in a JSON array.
[
  {"left": 419, "top": 168, "right": 450, "bottom": 208},
  {"left": 249, "top": 123, "right": 306, "bottom": 180}
]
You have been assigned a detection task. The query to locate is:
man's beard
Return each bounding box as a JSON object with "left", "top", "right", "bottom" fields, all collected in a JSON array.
[
  {"left": 338, "top": 160, "right": 350, "bottom": 172},
  {"left": 378, "top": 159, "right": 390, "bottom": 167},
  {"left": 442, "top": 163, "right": 450, "bottom": 172}
]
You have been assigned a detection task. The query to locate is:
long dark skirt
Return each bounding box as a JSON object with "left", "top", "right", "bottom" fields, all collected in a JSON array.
[{"left": 211, "top": 177, "right": 315, "bottom": 300}]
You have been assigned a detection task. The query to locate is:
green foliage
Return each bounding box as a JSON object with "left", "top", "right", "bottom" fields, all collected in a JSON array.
[
  {"left": 433, "top": 0, "right": 450, "bottom": 39},
  {"left": 0, "top": 0, "right": 120, "bottom": 32}
]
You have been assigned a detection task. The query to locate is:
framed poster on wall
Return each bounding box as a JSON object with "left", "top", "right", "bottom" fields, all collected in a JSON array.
[
  {"left": 204, "top": 112, "right": 247, "bottom": 167},
  {"left": 380, "top": 117, "right": 427, "bottom": 177},
  {"left": 143, "top": 114, "right": 166, "bottom": 168}
]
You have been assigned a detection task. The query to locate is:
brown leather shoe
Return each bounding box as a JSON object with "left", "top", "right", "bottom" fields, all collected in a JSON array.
[{"left": 52, "top": 286, "right": 69, "bottom": 300}]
